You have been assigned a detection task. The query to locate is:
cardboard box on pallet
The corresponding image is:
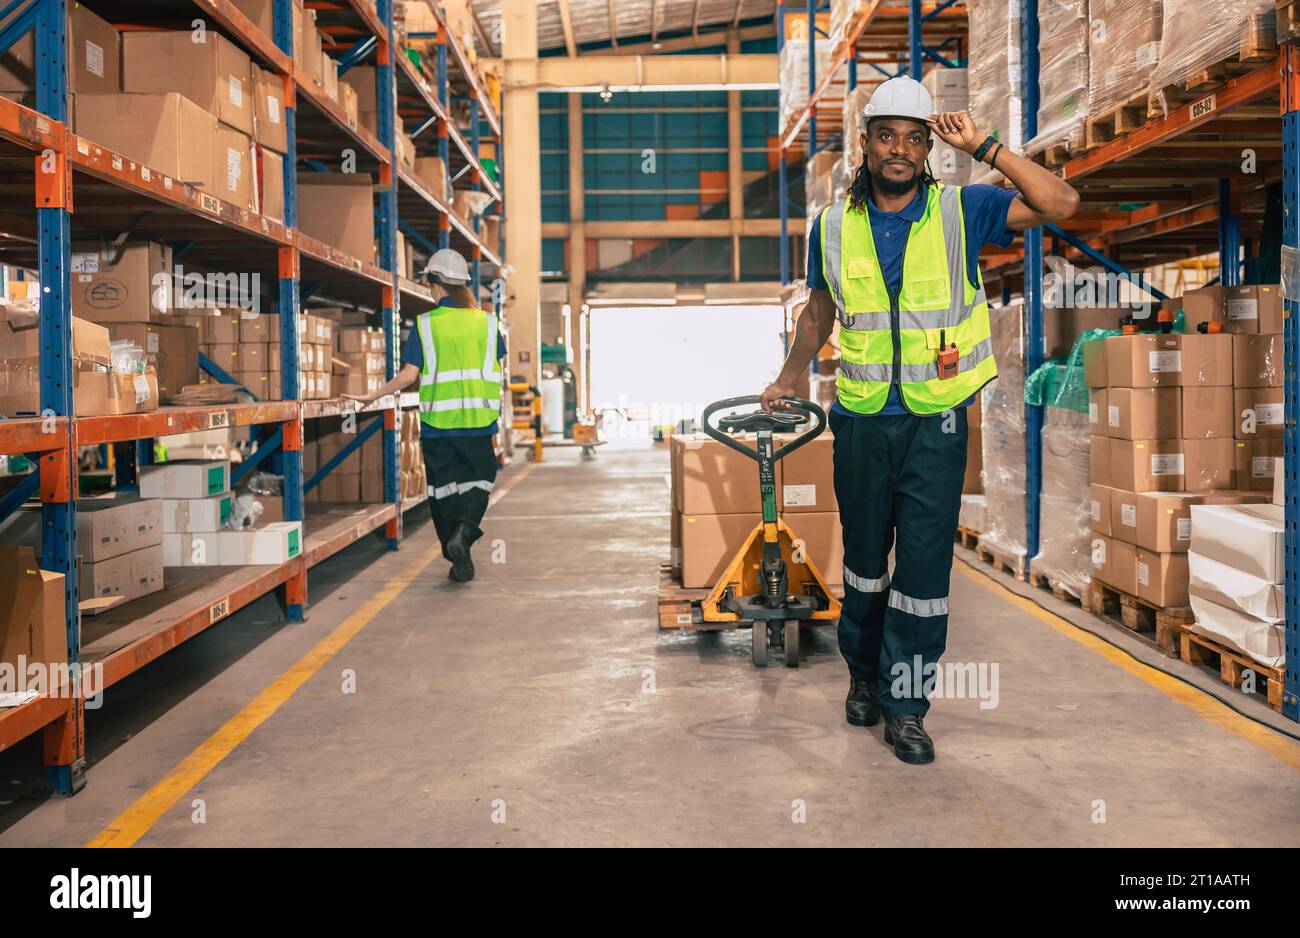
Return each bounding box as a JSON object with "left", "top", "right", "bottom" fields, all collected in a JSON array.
[
  {"left": 1089, "top": 483, "right": 1114, "bottom": 536},
  {"left": 1105, "top": 387, "right": 1180, "bottom": 440},
  {"left": 1232, "top": 333, "right": 1283, "bottom": 387},
  {"left": 1134, "top": 548, "right": 1189, "bottom": 607},
  {"left": 1089, "top": 435, "right": 1110, "bottom": 487},
  {"left": 1104, "top": 334, "right": 1183, "bottom": 387},
  {"left": 1233, "top": 439, "right": 1282, "bottom": 492},
  {"left": 1222, "top": 285, "right": 1284, "bottom": 334},
  {"left": 0, "top": 546, "right": 67, "bottom": 681},
  {"left": 123, "top": 31, "right": 255, "bottom": 135},
  {"left": 680, "top": 512, "right": 761, "bottom": 589},
  {"left": 775, "top": 432, "right": 835, "bottom": 514},
  {"left": 1088, "top": 388, "right": 1107, "bottom": 436},
  {"left": 1178, "top": 333, "right": 1233, "bottom": 386},
  {"left": 672, "top": 434, "right": 776, "bottom": 515},
  {"left": 1106, "top": 438, "right": 1184, "bottom": 491},
  {"left": 69, "top": 241, "right": 173, "bottom": 322},
  {"left": 1091, "top": 533, "right": 1136, "bottom": 596},
  {"left": 1181, "top": 438, "right": 1236, "bottom": 491},
  {"left": 1232, "top": 387, "right": 1283, "bottom": 439},
  {"left": 1180, "top": 386, "right": 1234, "bottom": 439}
]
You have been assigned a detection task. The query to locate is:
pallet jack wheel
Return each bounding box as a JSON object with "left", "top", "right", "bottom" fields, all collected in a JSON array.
[
  {"left": 783, "top": 621, "right": 800, "bottom": 668},
  {"left": 751, "top": 623, "right": 767, "bottom": 668}
]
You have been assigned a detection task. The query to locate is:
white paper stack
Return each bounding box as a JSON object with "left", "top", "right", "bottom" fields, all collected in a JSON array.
[{"left": 1187, "top": 503, "right": 1285, "bottom": 668}]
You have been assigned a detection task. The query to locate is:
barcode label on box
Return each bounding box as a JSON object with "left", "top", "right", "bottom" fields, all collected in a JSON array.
[
  {"left": 1088, "top": 403, "right": 1097, "bottom": 423},
  {"left": 228, "top": 75, "right": 243, "bottom": 107},
  {"left": 1137, "top": 561, "right": 1150, "bottom": 586},
  {"left": 1151, "top": 453, "right": 1184, "bottom": 475},
  {"left": 146, "top": 333, "right": 159, "bottom": 354},
  {"left": 1148, "top": 350, "right": 1181, "bottom": 373},
  {"left": 1090, "top": 499, "right": 1100, "bottom": 521},
  {"left": 783, "top": 484, "right": 816, "bottom": 507},
  {"left": 227, "top": 148, "right": 242, "bottom": 192},
  {"left": 133, "top": 374, "right": 150, "bottom": 403},
  {"left": 85, "top": 40, "right": 104, "bottom": 77},
  {"left": 1121, "top": 504, "right": 1136, "bottom": 527},
  {"left": 1256, "top": 402, "right": 1283, "bottom": 425},
  {"left": 1253, "top": 456, "right": 1275, "bottom": 478},
  {"left": 1226, "top": 298, "right": 1258, "bottom": 321},
  {"left": 1108, "top": 405, "right": 1120, "bottom": 428},
  {"left": 209, "top": 597, "right": 229, "bottom": 623},
  {"left": 676, "top": 613, "right": 691, "bottom": 625},
  {"left": 1177, "top": 518, "right": 1192, "bottom": 540}
]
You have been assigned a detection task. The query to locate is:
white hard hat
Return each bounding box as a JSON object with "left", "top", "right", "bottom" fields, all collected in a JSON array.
[
  {"left": 423, "top": 248, "right": 471, "bottom": 285},
  {"left": 862, "top": 76, "right": 934, "bottom": 126}
]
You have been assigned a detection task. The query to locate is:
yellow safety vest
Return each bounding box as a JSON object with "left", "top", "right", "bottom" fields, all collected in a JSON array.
[
  {"left": 820, "top": 183, "right": 998, "bottom": 415},
  {"left": 415, "top": 305, "right": 502, "bottom": 430}
]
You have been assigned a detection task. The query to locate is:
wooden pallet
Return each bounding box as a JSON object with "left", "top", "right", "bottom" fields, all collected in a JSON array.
[
  {"left": 954, "top": 525, "right": 981, "bottom": 550},
  {"left": 1148, "top": 25, "right": 1278, "bottom": 118},
  {"left": 1028, "top": 571, "right": 1082, "bottom": 605},
  {"left": 1179, "top": 626, "right": 1284, "bottom": 713},
  {"left": 657, "top": 562, "right": 706, "bottom": 630},
  {"left": 975, "top": 540, "right": 1027, "bottom": 580},
  {"left": 1084, "top": 579, "right": 1192, "bottom": 653},
  {"left": 1084, "top": 93, "right": 1149, "bottom": 149}
]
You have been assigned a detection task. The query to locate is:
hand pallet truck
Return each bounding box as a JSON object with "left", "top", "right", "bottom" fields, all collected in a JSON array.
[{"left": 695, "top": 395, "right": 841, "bottom": 667}]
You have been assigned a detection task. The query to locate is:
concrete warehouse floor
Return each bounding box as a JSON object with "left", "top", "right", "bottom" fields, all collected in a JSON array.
[{"left": 0, "top": 443, "right": 1297, "bottom": 847}]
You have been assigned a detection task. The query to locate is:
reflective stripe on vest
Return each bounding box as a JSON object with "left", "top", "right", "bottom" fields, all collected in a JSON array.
[
  {"left": 821, "top": 183, "right": 998, "bottom": 415},
  {"left": 416, "top": 306, "right": 502, "bottom": 430}
]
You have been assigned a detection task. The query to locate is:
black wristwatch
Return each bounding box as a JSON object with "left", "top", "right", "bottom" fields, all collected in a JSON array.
[{"left": 971, "top": 134, "right": 998, "bottom": 164}]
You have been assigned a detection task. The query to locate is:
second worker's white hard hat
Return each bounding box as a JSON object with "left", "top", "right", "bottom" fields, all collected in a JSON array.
[
  {"left": 862, "top": 75, "right": 935, "bottom": 127},
  {"left": 423, "top": 248, "right": 471, "bottom": 286}
]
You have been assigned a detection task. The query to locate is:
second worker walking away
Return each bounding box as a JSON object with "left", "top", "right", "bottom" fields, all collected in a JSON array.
[{"left": 343, "top": 248, "right": 506, "bottom": 582}]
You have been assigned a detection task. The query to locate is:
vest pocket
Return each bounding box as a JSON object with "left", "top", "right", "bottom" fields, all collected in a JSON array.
[{"left": 904, "top": 272, "right": 949, "bottom": 309}]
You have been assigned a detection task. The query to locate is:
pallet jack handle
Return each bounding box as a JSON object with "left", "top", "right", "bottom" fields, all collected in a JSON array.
[{"left": 700, "top": 395, "right": 826, "bottom": 463}]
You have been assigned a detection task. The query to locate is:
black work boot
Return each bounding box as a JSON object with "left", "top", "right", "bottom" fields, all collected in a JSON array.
[
  {"left": 446, "top": 523, "right": 478, "bottom": 582},
  {"left": 845, "top": 678, "right": 881, "bottom": 727},
  {"left": 883, "top": 714, "right": 935, "bottom": 765}
]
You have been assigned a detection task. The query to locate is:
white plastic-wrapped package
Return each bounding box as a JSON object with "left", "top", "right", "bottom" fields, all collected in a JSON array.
[
  {"left": 967, "top": 0, "right": 1022, "bottom": 184},
  {"left": 979, "top": 300, "right": 1028, "bottom": 560},
  {"left": 1150, "top": 0, "right": 1274, "bottom": 113},
  {"left": 1031, "top": 404, "right": 1093, "bottom": 596},
  {"left": 779, "top": 39, "right": 837, "bottom": 133},
  {"left": 960, "top": 494, "right": 988, "bottom": 534},
  {"left": 842, "top": 84, "right": 873, "bottom": 170},
  {"left": 1087, "top": 0, "right": 1163, "bottom": 116},
  {"left": 1027, "top": 0, "right": 1089, "bottom": 155}
]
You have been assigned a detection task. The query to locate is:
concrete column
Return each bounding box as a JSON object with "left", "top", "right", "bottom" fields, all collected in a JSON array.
[
  {"left": 567, "top": 92, "right": 587, "bottom": 410},
  {"left": 502, "top": 0, "right": 541, "bottom": 385}
]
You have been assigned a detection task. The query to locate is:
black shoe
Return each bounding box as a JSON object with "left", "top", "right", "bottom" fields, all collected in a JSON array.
[
  {"left": 883, "top": 714, "right": 935, "bottom": 765},
  {"left": 845, "top": 678, "right": 880, "bottom": 727},
  {"left": 446, "top": 524, "right": 476, "bottom": 582}
]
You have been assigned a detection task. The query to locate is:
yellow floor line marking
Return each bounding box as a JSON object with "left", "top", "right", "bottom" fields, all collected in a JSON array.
[
  {"left": 955, "top": 560, "right": 1300, "bottom": 769},
  {"left": 87, "top": 462, "right": 535, "bottom": 848}
]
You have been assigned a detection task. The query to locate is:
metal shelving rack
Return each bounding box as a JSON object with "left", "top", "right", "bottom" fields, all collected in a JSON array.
[
  {"left": 0, "top": 0, "right": 506, "bottom": 793},
  {"left": 776, "top": 0, "right": 1297, "bottom": 723}
]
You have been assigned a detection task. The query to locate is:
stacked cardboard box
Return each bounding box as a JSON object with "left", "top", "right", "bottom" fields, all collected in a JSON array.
[
  {"left": 1086, "top": 324, "right": 1274, "bottom": 608},
  {"left": 966, "top": 0, "right": 1022, "bottom": 184},
  {"left": 921, "top": 66, "right": 972, "bottom": 185},
  {"left": 0, "top": 494, "right": 165, "bottom": 603},
  {"left": 400, "top": 409, "right": 427, "bottom": 500},
  {"left": 669, "top": 432, "right": 842, "bottom": 591},
  {"left": 0, "top": 545, "right": 67, "bottom": 683},
  {"left": 299, "top": 313, "right": 334, "bottom": 400},
  {"left": 1187, "top": 502, "right": 1285, "bottom": 668},
  {"left": 333, "top": 325, "right": 387, "bottom": 398},
  {"left": 308, "top": 418, "right": 394, "bottom": 503}
]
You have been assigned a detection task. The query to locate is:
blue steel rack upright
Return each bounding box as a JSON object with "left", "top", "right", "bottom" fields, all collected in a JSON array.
[{"left": 0, "top": 0, "right": 508, "bottom": 792}]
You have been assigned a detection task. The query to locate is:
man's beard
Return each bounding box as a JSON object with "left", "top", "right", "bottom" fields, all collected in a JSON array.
[{"left": 870, "top": 163, "right": 922, "bottom": 197}]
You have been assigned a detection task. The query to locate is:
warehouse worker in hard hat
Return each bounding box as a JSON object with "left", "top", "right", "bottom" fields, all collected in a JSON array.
[
  {"left": 343, "top": 248, "right": 505, "bottom": 583},
  {"left": 761, "top": 76, "right": 1079, "bottom": 764}
]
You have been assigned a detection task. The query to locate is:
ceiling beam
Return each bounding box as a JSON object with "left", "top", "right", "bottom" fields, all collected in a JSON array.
[
  {"left": 522, "top": 53, "right": 779, "bottom": 91},
  {"left": 470, "top": 11, "right": 493, "bottom": 55},
  {"left": 556, "top": 0, "right": 577, "bottom": 57},
  {"left": 607, "top": 22, "right": 776, "bottom": 55},
  {"left": 542, "top": 219, "right": 784, "bottom": 238},
  {"left": 608, "top": 0, "right": 618, "bottom": 49}
]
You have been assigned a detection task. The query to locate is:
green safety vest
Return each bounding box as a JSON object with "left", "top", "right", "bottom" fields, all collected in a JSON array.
[
  {"left": 820, "top": 182, "right": 998, "bottom": 415},
  {"left": 415, "top": 305, "right": 502, "bottom": 430}
]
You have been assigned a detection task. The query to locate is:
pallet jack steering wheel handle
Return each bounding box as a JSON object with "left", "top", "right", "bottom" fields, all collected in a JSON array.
[{"left": 701, "top": 395, "right": 826, "bottom": 463}]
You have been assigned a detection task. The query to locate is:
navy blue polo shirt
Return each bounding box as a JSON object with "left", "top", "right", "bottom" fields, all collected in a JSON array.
[
  {"left": 808, "top": 183, "right": 1017, "bottom": 416},
  {"left": 402, "top": 296, "right": 507, "bottom": 439}
]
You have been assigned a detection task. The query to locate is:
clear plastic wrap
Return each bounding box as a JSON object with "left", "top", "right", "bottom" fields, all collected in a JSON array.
[
  {"left": 967, "top": 0, "right": 1022, "bottom": 185},
  {"left": 1150, "top": 0, "right": 1274, "bottom": 112},
  {"left": 959, "top": 494, "right": 988, "bottom": 534},
  {"left": 1087, "top": 0, "right": 1163, "bottom": 115},
  {"left": 779, "top": 39, "right": 836, "bottom": 133},
  {"left": 1032, "top": 401, "right": 1093, "bottom": 597},
  {"left": 804, "top": 149, "right": 840, "bottom": 222},
  {"left": 1026, "top": 0, "right": 1089, "bottom": 155},
  {"left": 842, "top": 84, "right": 873, "bottom": 170},
  {"left": 979, "top": 300, "right": 1028, "bottom": 560},
  {"left": 828, "top": 0, "right": 853, "bottom": 44}
]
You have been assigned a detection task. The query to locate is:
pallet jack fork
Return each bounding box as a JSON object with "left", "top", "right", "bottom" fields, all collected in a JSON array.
[{"left": 699, "top": 395, "right": 842, "bottom": 667}]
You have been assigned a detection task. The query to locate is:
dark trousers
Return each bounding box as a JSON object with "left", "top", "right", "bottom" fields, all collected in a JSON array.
[
  {"left": 830, "top": 406, "right": 968, "bottom": 717},
  {"left": 420, "top": 435, "right": 498, "bottom": 552}
]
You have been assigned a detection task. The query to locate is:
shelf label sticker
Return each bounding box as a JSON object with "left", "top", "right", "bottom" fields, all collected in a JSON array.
[
  {"left": 200, "top": 193, "right": 222, "bottom": 214},
  {"left": 355, "top": 523, "right": 368, "bottom": 540},
  {"left": 209, "top": 597, "right": 229, "bottom": 623},
  {"left": 76, "top": 138, "right": 90, "bottom": 155},
  {"left": 208, "top": 410, "right": 230, "bottom": 429},
  {"left": 110, "top": 154, "right": 122, "bottom": 172},
  {"left": 676, "top": 613, "right": 692, "bottom": 625},
  {"left": 1189, "top": 94, "right": 1216, "bottom": 120},
  {"left": 85, "top": 40, "right": 104, "bottom": 78},
  {"left": 140, "top": 166, "right": 151, "bottom": 182},
  {"left": 1177, "top": 517, "right": 1192, "bottom": 541}
]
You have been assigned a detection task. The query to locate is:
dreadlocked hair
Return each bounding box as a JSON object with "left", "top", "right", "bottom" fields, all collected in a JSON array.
[{"left": 846, "top": 151, "right": 938, "bottom": 213}]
